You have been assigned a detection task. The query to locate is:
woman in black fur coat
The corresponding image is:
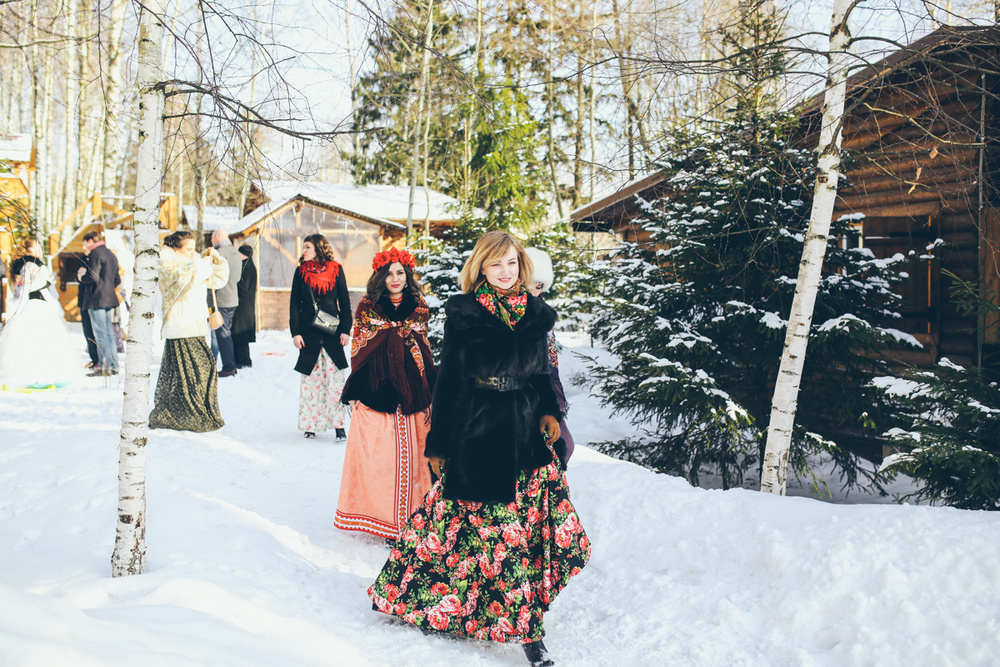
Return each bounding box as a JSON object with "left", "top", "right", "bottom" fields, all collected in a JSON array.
[{"left": 368, "top": 231, "right": 590, "bottom": 667}]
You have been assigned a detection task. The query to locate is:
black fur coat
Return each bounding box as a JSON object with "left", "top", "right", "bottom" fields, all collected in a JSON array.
[{"left": 424, "top": 291, "right": 563, "bottom": 503}]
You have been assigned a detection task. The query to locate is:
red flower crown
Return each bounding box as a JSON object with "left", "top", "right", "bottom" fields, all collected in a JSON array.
[{"left": 372, "top": 247, "right": 415, "bottom": 271}]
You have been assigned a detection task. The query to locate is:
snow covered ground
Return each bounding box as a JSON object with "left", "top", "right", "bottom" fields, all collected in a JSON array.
[{"left": 1, "top": 327, "right": 998, "bottom": 666}]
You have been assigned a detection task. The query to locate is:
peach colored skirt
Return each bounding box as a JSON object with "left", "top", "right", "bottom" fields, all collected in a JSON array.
[{"left": 335, "top": 402, "right": 432, "bottom": 539}]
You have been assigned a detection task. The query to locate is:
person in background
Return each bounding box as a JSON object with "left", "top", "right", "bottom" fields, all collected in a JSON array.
[
  {"left": 77, "top": 230, "right": 120, "bottom": 377},
  {"left": 0, "top": 249, "right": 6, "bottom": 322},
  {"left": 524, "top": 248, "right": 574, "bottom": 464},
  {"left": 232, "top": 244, "right": 257, "bottom": 369},
  {"left": 368, "top": 231, "right": 590, "bottom": 667},
  {"left": 149, "top": 231, "right": 229, "bottom": 432},
  {"left": 77, "top": 237, "right": 101, "bottom": 370},
  {"left": 289, "top": 233, "right": 352, "bottom": 440},
  {"left": 0, "top": 239, "right": 83, "bottom": 388},
  {"left": 335, "top": 247, "right": 436, "bottom": 539},
  {"left": 207, "top": 228, "right": 242, "bottom": 377}
]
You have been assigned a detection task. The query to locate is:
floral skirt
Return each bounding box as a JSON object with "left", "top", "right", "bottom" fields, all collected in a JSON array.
[
  {"left": 368, "top": 458, "right": 591, "bottom": 644},
  {"left": 298, "top": 349, "right": 347, "bottom": 432},
  {"left": 335, "top": 403, "right": 432, "bottom": 539}
]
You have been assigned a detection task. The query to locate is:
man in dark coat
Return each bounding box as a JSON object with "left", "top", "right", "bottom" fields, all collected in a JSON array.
[
  {"left": 78, "top": 230, "right": 120, "bottom": 376},
  {"left": 232, "top": 244, "right": 257, "bottom": 369},
  {"left": 76, "top": 241, "right": 101, "bottom": 368}
]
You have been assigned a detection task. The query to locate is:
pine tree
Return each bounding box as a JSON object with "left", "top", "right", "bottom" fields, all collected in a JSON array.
[
  {"left": 586, "top": 111, "right": 916, "bottom": 490},
  {"left": 877, "top": 360, "right": 1000, "bottom": 510}
]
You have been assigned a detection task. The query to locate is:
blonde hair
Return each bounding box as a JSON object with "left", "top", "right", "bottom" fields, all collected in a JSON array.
[{"left": 458, "top": 230, "right": 534, "bottom": 293}]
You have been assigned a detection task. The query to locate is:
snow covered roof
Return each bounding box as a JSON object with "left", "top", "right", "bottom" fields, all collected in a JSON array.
[
  {"left": 258, "top": 181, "right": 461, "bottom": 224},
  {"left": 181, "top": 205, "right": 242, "bottom": 232},
  {"left": 0, "top": 134, "right": 33, "bottom": 164},
  {"left": 569, "top": 171, "right": 669, "bottom": 232}
]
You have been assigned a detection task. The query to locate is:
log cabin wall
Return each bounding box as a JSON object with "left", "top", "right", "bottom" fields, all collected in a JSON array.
[{"left": 798, "top": 26, "right": 1000, "bottom": 369}]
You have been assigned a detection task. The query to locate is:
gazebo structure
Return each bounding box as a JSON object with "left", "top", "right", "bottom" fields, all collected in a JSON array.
[{"left": 233, "top": 181, "right": 462, "bottom": 330}]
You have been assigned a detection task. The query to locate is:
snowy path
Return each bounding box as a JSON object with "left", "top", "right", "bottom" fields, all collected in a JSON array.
[{"left": 1, "top": 329, "right": 998, "bottom": 666}]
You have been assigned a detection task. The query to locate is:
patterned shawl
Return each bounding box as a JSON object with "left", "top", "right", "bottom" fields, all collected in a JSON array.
[
  {"left": 348, "top": 292, "right": 435, "bottom": 414},
  {"left": 158, "top": 246, "right": 201, "bottom": 320},
  {"left": 475, "top": 280, "right": 527, "bottom": 330}
]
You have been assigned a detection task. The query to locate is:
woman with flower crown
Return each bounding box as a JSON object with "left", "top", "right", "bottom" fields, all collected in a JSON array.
[
  {"left": 289, "top": 233, "right": 353, "bottom": 440},
  {"left": 367, "top": 231, "right": 590, "bottom": 667},
  {"left": 334, "top": 247, "right": 437, "bottom": 539}
]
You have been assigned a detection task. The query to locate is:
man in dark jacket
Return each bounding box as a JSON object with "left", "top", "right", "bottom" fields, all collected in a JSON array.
[
  {"left": 76, "top": 241, "right": 101, "bottom": 369},
  {"left": 78, "top": 230, "right": 120, "bottom": 376}
]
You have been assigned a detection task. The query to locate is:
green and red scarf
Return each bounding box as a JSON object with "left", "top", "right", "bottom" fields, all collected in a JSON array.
[{"left": 475, "top": 280, "right": 527, "bottom": 330}]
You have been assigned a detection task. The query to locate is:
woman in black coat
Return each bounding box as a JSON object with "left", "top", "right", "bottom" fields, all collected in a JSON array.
[
  {"left": 232, "top": 244, "right": 257, "bottom": 369},
  {"left": 289, "top": 233, "right": 352, "bottom": 440},
  {"left": 368, "top": 231, "right": 590, "bottom": 667}
]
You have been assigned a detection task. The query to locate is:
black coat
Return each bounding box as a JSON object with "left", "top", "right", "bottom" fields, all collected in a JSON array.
[
  {"left": 231, "top": 258, "right": 257, "bottom": 340},
  {"left": 424, "top": 292, "right": 563, "bottom": 503},
  {"left": 289, "top": 264, "right": 352, "bottom": 373},
  {"left": 78, "top": 244, "right": 120, "bottom": 310}
]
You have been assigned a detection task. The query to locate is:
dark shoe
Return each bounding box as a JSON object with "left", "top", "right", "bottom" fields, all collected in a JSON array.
[
  {"left": 335, "top": 428, "right": 347, "bottom": 441},
  {"left": 304, "top": 431, "right": 316, "bottom": 439},
  {"left": 218, "top": 369, "right": 238, "bottom": 377},
  {"left": 523, "top": 641, "right": 554, "bottom": 666}
]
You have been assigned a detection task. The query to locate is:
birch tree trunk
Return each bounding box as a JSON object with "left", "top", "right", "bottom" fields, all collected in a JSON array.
[
  {"left": 759, "top": 0, "right": 855, "bottom": 495},
  {"left": 111, "top": 0, "right": 166, "bottom": 577},
  {"left": 62, "top": 0, "right": 79, "bottom": 223},
  {"left": 405, "top": 0, "right": 433, "bottom": 246},
  {"left": 100, "top": 0, "right": 129, "bottom": 195}
]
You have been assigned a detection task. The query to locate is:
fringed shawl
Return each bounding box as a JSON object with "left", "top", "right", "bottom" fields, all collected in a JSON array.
[
  {"left": 345, "top": 292, "right": 435, "bottom": 415},
  {"left": 298, "top": 260, "right": 341, "bottom": 295},
  {"left": 158, "top": 246, "right": 201, "bottom": 319}
]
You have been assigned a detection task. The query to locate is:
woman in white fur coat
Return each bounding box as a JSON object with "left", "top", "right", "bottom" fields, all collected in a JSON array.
[{"left": 149, "top": 230, "right": 230, "bottom": 432}]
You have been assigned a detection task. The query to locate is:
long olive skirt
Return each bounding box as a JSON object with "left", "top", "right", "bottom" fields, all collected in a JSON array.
[{"left": 149, "top": 337, "right": 224, "bottom": 432}]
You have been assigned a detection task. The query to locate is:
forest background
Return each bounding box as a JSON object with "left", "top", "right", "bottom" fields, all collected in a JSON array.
[{"left": 2, "top": 0, "right": 996, "bottom": 235}]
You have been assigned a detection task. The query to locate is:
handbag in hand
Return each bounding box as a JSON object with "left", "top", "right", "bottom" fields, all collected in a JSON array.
[
  {"left": 209, "top": 289, "right": 224, "bottom": 330},
  {"left": 307, "top": 285, "right": 340, "bottom": 335}
]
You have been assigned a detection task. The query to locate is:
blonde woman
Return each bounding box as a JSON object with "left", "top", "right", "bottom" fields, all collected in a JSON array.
[
  {"left": 368, "top": 231, "right": 590, "bottom": 667},
  {"left": 149, "top": 231, "right": 229, "bottom": 432}
]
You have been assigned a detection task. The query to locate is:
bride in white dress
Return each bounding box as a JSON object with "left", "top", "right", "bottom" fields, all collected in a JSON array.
[{"left": 0, "top": 240, "right": 83, "bottom": 388}]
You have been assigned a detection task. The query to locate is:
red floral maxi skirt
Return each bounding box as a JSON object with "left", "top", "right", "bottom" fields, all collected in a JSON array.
[{"left": 367, "top": 457, "right": 591, "bottom": 644}]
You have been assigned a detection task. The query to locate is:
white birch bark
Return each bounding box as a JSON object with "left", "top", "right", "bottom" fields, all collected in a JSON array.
[
  {"left": 111, "top": 0, "right": 165, "bottom": 577},
  {"left": 405, "top": 0, "right": 433, "bottom": 246},
  {"left": 100, "top": 0, "right": 129, "bottom": 195},
  {"left": 759, "top": 0, "right": 856, "bottom": 495},
  {"left": 63, "top": 0, "right": 80, "bottom": 222}
]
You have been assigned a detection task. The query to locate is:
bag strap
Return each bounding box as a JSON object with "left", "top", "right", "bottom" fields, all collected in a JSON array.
[
  {"left": 306, "top": 283, "right": 320, "bottom": 316},
  {"left": 211, "top": 288, "right": 218, "bottom": 311}
]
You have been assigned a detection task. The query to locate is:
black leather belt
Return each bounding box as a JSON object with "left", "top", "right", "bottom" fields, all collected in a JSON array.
[{"left": 472, "top": 376, "right": 526, "bottom": 392}]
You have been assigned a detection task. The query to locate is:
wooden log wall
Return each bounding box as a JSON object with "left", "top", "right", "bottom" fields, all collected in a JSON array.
[{"left": 800, "top": 40, "right": 999, "bottom": 368}]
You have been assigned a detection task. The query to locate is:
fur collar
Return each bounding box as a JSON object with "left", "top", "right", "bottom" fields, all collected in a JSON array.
[{"left": 444, "top": 291, "right": 556, "bottom": 333}]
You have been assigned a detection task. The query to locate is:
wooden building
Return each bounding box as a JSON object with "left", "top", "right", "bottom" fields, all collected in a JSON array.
[
  {"left": 232, "top": 181, "right": 462, "bottom": 331},
  {"left": 572, "top": 25, "right": 1000, "bottom": 369}
]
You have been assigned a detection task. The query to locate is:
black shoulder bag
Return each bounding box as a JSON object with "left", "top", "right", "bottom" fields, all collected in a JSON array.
[{"left": 307, "top": 285, "right": 340, "bottom": 335}]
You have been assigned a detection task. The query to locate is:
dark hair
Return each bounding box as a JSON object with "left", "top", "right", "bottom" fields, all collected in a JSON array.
[
  {"left": 366, "top": 261, "right": 422, "bottom": 303},
  {"left": 300, "top": 234, "right": 335, "bottom": 264},
  {"left": 164, "top": 230, "right": 194, "bottom": 249},
  {"left": 238, "top": 244, "right": 253, "bottom": 258},
  {"left": 82, "top": 230, "right": 104, "bottom": 243}
]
